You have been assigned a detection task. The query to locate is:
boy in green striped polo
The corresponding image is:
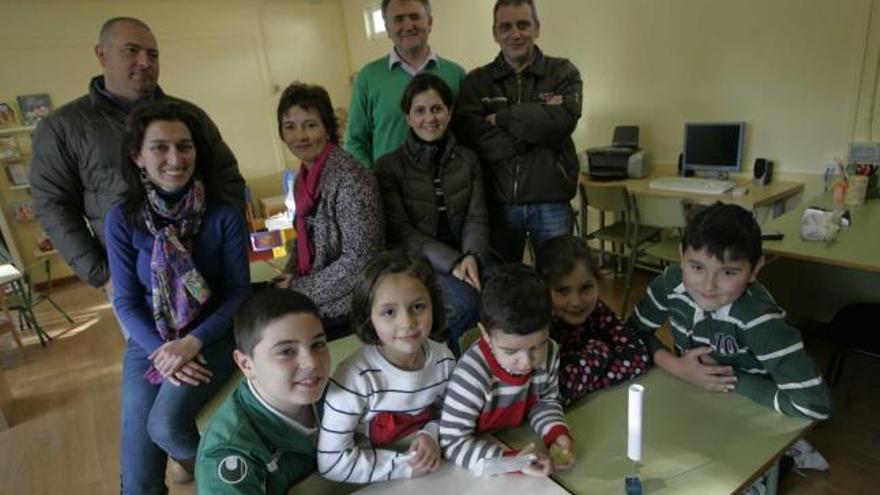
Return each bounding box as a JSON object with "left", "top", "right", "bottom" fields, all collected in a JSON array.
[{"left": 628, "top": 203, "right": 831, "bottom": 420}]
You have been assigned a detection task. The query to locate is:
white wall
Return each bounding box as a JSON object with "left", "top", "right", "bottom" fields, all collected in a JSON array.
[
  {"left": 341, "top": 0, "right": 871, "bottom": 178},
  {"left": 0, "top": 0, "right": 352, "bottom": 279},
  {"left": 0, "top": 0, "right": 351, "bottom": 177}
]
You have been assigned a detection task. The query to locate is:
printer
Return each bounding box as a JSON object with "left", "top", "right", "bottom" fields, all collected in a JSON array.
[{"left": 585, "top": 125, "right": 650, "bottom": 180}]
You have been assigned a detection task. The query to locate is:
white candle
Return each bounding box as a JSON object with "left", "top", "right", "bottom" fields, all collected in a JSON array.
[{"left": 628, "top": 384, "right": 645, "bottom": 462}]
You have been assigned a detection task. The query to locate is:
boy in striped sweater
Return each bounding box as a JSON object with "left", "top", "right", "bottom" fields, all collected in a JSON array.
[
  {"left": 628, "top": 203, "right": 831, "bottom": 420},
  {"left": 439, "top": 264, "right": 574, "bottom": 476}
]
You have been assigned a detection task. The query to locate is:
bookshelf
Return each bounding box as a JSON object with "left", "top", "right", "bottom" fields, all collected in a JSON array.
[{"left": 0, "top": 124, "right": 71, "bottom": 283}]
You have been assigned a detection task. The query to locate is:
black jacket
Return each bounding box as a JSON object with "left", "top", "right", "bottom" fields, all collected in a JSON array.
[
  {"left": 375, "top": 134, "right": 490, "bottom": 273},
  {"left": 29, "top": 76, "right": 245, "bottom": 287},
  {"left": 454, "top": 46, "right": 582, "bottom": 204}
]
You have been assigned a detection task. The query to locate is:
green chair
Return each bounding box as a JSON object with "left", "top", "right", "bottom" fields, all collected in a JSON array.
[
  {"left": 0, "top": 245, "right": 72, "bottom": 345},
  {"left": 581, "top": 184, "right": 660, "bottom": 274},
  {"left": 621, "top": 194, "right": 688, "bottom": 315},
  {"left": 0, "top": 279, "right": 26, "bottom": 357},
  {"left": 458, "top": 326, "right": 481, "bottom": 353}
]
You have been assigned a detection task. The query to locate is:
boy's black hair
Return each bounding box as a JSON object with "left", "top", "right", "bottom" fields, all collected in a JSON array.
[
  {"left": 350, "top": 251, "right": 447, "bottom": 345},
  {"left": 234, "top": 288, "right": 321, "bottom": 356},
  {"left": 480, "top": 263, "right": 551, "bottom": 335},
  {"left": 681, "top": 202, "right": 763, "bottom": 265},
  {"left": 535, "top": 235, "right": 600, "bottom": 285}
]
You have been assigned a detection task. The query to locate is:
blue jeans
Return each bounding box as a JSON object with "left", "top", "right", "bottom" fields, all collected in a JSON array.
[
  {"left": 120, "top": 336, "right": 236, "bottom": 495},
  {"left": 436, "top": 257, "right": 495, "bottom": 356},
  {"left": 492, "top": 203, "right": 573, "bottom": 262}
]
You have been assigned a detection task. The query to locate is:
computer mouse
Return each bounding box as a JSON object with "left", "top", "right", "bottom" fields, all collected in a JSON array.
[{"left": 731, "top": 186, "right": 749, "bottom": 196}]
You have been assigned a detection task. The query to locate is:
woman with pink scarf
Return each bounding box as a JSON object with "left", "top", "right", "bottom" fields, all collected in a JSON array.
[
  {"left": 105, "top": 101, "right": 250, "bottom": 493},
  {"left": 275, "top": 82, "right": 384, "bottom": 339}
]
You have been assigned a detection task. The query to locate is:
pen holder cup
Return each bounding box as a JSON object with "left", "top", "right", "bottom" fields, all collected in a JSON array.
[{"left": 845, "top": 176, "right": 869, "bottom": 206}]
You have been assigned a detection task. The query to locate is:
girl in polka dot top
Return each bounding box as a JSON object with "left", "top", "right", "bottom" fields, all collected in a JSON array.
[{"left": 536, "top": 235, "right": 651, "bottom": 407}]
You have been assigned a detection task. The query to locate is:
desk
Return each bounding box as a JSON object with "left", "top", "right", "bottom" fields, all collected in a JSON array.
[
  {"left": 495, "top": 370, "right": 813, "bottom": 495},
  {"left": 759, "top": 195, "right": 880, "bottom": 324},
  {"left": 762, "top": 194, "right": 880, "bottom": 273},
  {"left": 289, "top": 441, "right": 570, "bottom": 495},
  {"left": 582, "top": 172, "right": 804, "bottom": 212}
]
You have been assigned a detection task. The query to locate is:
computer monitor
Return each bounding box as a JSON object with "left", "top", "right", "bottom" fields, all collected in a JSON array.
[{"left": 682, "top": 122, "right": 745, "bottom": 178}]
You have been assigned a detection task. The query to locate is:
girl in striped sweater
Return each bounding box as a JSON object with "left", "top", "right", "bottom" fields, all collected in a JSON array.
[
  {"left": 317, "top": 252, "right": 456, "bottom": 483},
  {"left": 536, "top": 236, "right": 651, "bottom": 407}
]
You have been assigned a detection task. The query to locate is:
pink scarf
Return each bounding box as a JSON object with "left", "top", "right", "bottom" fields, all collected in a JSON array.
[{"left": 294, "top": 142, "right": 333, "bottom": 275}]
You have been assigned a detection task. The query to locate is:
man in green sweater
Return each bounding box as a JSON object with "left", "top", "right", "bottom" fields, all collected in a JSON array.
[
  {"left": 627, "top": 203, "right": 831, "bottom": 420},
  {"left": 345, "top": 0, "right": 465, "bottom": 169},
  {"left": 196, "top": 289, "right": 330, "bottom": 494}
]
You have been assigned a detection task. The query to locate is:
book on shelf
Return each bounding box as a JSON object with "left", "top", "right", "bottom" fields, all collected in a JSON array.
[
  {"left": 4, "top": 160, "right": 29, "bottom": 186},
  {"left": 0, "top": 102, "right": 19, "bottom": 128},
  {"left": 0, "top": 136, "right": 20, "bottom": 159},
  {"left": 16, "top": 93, "right": 53, "bottom": 126},
  {"left": 11, "top": 200, "right": 35, "bottom": 222}
]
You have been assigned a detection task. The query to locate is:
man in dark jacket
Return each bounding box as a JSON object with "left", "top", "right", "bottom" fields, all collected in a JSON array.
[
  {"left": 29, "top": 17, "right": 245, "bottom": 293},
  {"left": 454, "top": 0, "right": 582, "bottom": 262}
]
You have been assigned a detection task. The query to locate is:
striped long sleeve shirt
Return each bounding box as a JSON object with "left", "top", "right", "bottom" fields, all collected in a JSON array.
[
  {"left": 317, "top": 340, "right": 456, "bottom": 483},
  {"left": 627, "top": 267, "right": 831, "bottom": 420},
  {"left": 439, "top": 337, "right": 570, "bottom": 470}
]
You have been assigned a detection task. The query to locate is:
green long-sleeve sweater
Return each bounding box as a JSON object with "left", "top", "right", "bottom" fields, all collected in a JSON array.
[
  {"left": 627, "top": 267, "right": 831, "bottom": 420},
  {"left": 345, "top": 55, "right": 465, "bottom": 169}
]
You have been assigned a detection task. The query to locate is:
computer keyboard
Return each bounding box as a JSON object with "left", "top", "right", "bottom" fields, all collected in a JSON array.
[{"left": 648, "top": 177, "right": 737, "bottom": 195}]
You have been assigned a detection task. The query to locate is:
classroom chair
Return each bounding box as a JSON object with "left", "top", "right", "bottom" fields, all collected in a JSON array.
[
  {"left": 0, "top": 284, "right": 26, "bottom": 358},
  {"left": 581, "top": 184, "right": 661, "bottom": 274},
  {"left": 620, "top": 194, "right": 689, "bottom": 315},
  {"left": 457, "top": 326, "right": 481, "bottom": 354},
  {"left": 825, "top": 303, "right": 880, "bottom": 387},
  {"left": 0, "top": 245, "right": 72, "bottom": 345}
]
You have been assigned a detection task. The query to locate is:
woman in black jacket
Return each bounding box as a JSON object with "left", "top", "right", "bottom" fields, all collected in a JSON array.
[{"left": 375, "top": 73, "right": 491, "bottom": 354}]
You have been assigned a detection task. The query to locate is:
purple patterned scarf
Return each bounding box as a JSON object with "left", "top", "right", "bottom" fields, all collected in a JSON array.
[{"left": 142, "top": 179, "right": 211, "bottom": 384}]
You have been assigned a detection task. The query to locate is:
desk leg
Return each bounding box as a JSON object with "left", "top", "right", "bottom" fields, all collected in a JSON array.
[{"left": 765, "top": 461, "right": 780, "bottom": 495}]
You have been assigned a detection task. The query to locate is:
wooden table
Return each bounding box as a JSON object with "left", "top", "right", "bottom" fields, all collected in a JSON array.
[
  {"left": 582, "top": 172, "right": 804, "bottom": 211},
  {"left": 495, "top": 370, "right": 813, "bottom": 495}
]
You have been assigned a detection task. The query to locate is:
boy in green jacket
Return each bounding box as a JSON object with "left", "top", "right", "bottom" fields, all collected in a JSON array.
[
  {"left": 628, "top": 203, "right": 831, "bottom": 420},
  {"left": 196, "top": 288, "right": 331, "bottom": 494}
]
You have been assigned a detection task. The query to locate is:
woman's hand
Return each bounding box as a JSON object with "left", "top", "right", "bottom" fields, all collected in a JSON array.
[
  {"left": 168, "top": 355, "right": 213, "bottom": 386},
  {"left": 149, "top": 335, "right": 205, "bottom": 382},
  {"left": 408, "top": 433, "right": 444, "bottom": 477},
  {"left": 451, "top": 255, "right": 481, "bottom": 291}
]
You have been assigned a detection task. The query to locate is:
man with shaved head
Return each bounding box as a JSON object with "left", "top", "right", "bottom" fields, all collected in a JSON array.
[{"left": 30, "top": 17, "right": 245, "bottom": 291}]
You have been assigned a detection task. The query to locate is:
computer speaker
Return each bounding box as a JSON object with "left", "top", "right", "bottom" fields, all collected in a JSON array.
[
  {"left": 753, "top": 158, "right": 773, "bottom": 186},
  {"left": 678, "top": 153, "right": 694, "bottom": 177}
]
